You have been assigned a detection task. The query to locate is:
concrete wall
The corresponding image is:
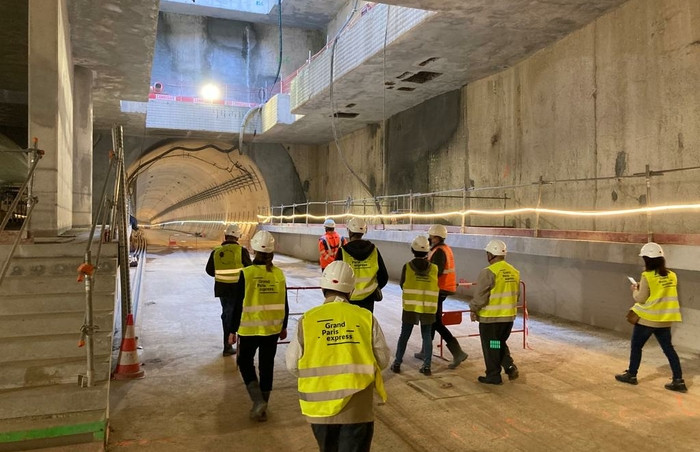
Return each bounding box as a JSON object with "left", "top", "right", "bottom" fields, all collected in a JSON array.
[
  {"left": 264, "top": 225, "right": 700, "bottom": 353},
  {"left": 28, "top": 0, "right": 75, "bottom": 236},
  {"left": 151, "top": 12, "right": 324, "bottom": 102},
  {"left": 285, "top": 0, "right": 700, "bottom": 235}
]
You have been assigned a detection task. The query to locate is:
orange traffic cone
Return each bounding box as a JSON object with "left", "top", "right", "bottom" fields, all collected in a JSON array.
[{"left": 112, "top": 313, "right": 145, "bottom": 380}]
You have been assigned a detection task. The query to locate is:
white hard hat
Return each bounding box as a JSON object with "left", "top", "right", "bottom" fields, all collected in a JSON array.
[
  {"left": 224, "top": 223, "right": 241, "bottom": 238},
  {"left": 485, "top": 239, "right": 507, "bottom": 256},
  {"left": 321, "top": 261, "right": 355, "bottom": 294},
  {"left": 411, "top": 235, "right": 430, "bottom": 252},
  {"left": 639, "top": 242, "right": 664, "bottom": 258},
  {"left": 250, "top": 230, "right": 275, "bottom": 253},
  {"left": 428, "top": 224, "right": 448, "bottom": 239},
  {"left": 347, "top": 217, "right": 367, "bottom": 234},
  {"left": 323, "top": 218, "right": 336, "bottom": 228}
]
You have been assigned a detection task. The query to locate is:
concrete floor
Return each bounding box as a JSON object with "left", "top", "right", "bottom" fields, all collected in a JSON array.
[{"left": 107, "top": 231, "right": 700, "bottom": 451}]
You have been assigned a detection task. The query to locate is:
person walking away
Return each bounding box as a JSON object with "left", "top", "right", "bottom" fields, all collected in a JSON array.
[
  {"left": 414, "top": 224, "right": 468, "bottom": 369},
  {"left": 391, "top": 236, "right": 438, "bottom": 376},
  {"left": 205, "top": 223, "right": 252, "bottom": 356},
  {"left": 319, "top": 218, "right": 347, "bottom": 271},
  {"left": 469, "top": 239, "right": 520, "bottom": 385},
  {"left": 230, "top": 230, "right": 289, "bottom": 421},
  {"left": 615, "top": 242, "right": 687, "bottom": 392},
  {"left": 286, "top": 261, "right": 390, "bottom": 452},
  {"left": 335, "top": 217, "right": 388, "bottom": 313}
]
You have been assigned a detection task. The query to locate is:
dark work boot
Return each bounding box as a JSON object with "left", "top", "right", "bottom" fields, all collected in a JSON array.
[
  {"left": 615, "top": 371, "right": 638, "bottom": 385},
  {"left": 505, "top": 365, "right": 519, "bottom": 381},
  {"left": 223, "top": 344, "right": 235, "bottom": 356},
  {"left": 413, "top": 351, "right": 425, "bottom": 360},
  {"left": 664, "top": 379, "right": 687, "bottom": 393},
  {"left": 245, "top": 381, "right": 268, "bottom": 421},
  {"left": 390, "top": 362, "right": 401, "bottom": 373},
  {"left": 445, "top": 339, "right": 468, "bottom": 369}
]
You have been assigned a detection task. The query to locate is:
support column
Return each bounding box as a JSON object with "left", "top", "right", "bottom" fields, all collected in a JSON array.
[
  {"left": 72, "top": 66, "right": 93, "bottom": 228},
  {"left": 28, "top": 0, "right": 74, "bottom": 236}
]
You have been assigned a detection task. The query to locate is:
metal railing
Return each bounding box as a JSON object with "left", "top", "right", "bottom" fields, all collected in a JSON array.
[
  {"left": 264, "top": 163, "right": 700, "bottom": 238},
  {"left": 0, "top": 138, "right": 44, "bottom": 287}
]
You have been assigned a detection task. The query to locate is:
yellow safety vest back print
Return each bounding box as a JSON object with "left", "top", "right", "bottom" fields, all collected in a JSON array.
[
  {"left": 213, "top": 244, "right": 244, "bottom": 283},
  {"left": 480, "top": 260, "right": 520, "bottom": 319},
  {"left": 297, "top": 301, "right": 386, "bottom": 418},
  {"left": 402, "top": 264, "right": 439, "bottom": 315},
  {"left": 238, "top": 265, "right": 286, "bottom": 336},
  {"left": 342, "top": 248, "right": 379, "bottom": 301},
  {"left": 632, "top": 270, "right": 682, "bottom": 323}
]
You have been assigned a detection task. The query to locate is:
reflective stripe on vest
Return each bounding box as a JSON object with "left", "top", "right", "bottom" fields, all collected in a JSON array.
[
  {"left": 213, "top": 244, "right": 244, "bottom": 284},
  {"left": 238, "top": 265, "right": 286, "bottom": 336},
  {"left": 428, "top": 244, "right": 457, "bottom": 292},
  {"left": 402, "top": 263, "right": 439, "bottom": 315},
  {"left": 342, "top": 247, "right": 379, "bottom": 301},
  {"left": 480, "top": 260, "right": 520, "bottom": 318},
  {"left": 319, "top": 232, "right": 344, "bottom": 269},
  {"left": 297, "top": 301, "right": 386, "bottom": 418},
  {"left": 632, "top": 270, "right": 682, "bottom": 323}
]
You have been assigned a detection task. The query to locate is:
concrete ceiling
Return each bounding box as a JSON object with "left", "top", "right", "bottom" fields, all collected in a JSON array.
[
  {"left": 160, "top": 0, "right": 348, "bottom": 29},
  {"left": 254, "top": 0, "right": 629, "bottom": 144},
  {"left": 68, "top": 0, "right": 160, "bottom": 130}
]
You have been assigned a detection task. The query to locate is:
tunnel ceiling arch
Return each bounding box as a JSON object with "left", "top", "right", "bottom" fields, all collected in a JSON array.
[{"left": 127, "top": 140, "right": 270, "bottom": 231}]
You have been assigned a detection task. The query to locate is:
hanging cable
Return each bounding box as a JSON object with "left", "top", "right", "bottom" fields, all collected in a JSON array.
[
  {"left": 329, "top": 0, "right": 384, "bottom": 220},
  {"left": 268, "top": 0, "right": 283, "bottom": 100}
]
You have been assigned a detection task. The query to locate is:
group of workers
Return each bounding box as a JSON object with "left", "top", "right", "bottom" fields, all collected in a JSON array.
[{"left": 206, "top": 219, "right": 687, "bottom": 451}]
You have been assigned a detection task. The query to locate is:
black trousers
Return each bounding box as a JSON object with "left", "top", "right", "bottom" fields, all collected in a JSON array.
[
  {"left": 237, "top": 334, "right": 279, "bottom": 392},
  {"left": 478, "top": 321, "right": 515, "bottom": 380},
  {"left": 219, "top": 297, "right": 235, "bottom": 348},
  {"left": 311, "top": 422, "right": 374, "bottom": 452},
  {"left": 430, "top": 294, "right": 456, "bottom": 343}
]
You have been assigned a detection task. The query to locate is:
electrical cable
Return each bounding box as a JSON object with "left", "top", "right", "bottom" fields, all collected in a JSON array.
[
  {"left": 329, "top": 0, "right": 384, "bottom": 220},
  {"left": 269, "top": 0, "right": 283, "bottom": 100}
]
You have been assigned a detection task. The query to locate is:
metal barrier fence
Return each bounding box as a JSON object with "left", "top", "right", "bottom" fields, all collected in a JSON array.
[
  {"left": 278, "top": 286, "right": 323, "bottom": 345},
  {"left": 435, "top": 280, "right": 529, "bottom": 360}
]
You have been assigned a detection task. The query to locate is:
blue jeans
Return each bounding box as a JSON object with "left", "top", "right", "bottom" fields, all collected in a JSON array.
[
  {"left": 628, "top": 324, "right": 682, "bottom": 380},
  {"left": 395, "top": 321, "right": 432, "bottom": 368}
]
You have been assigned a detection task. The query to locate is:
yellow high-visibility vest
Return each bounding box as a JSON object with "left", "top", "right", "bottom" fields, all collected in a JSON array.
[
  {"left": 213, "top": 244, "right": 244, "bottom": 283},
  {"left": 479, "top": 260, "right": 520, "bottom": 319},
  {"left": 342, "top": 248, "right": 379, "bottom": 301},
  {"left": 402, "top": 263, "right": 439, "bottom": 315},
  {"left": 238, "top": 265, "right": 286, "bottom": 336},
  {"left": 631, "top": 270, "right": 682, "bottom": 323},
  {"left": 297, "top": 301, "right": 386, "bottom": 418}
]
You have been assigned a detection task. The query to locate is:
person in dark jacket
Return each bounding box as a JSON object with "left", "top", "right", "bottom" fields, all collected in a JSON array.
[
  {"left": 205, "top": 224, "right": 252, "bottom": 356},
  {"left": 335, "top": 217, "right": 388, "bottom": 313}
]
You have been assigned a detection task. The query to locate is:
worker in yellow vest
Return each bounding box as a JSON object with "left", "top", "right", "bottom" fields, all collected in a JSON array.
[
  {"left": 286, "top": 260, "right": 390, "bottom": 451},
  {"left": 205, "top": 223, "right": 252, "bottom": 356},
  {"left": 470, "top": 239, "right": 520, "bottom": 385},
  {"left": 414, "top": 224, "right": 468, "bottom": 369},
  {"left": 391, "top": 235, "right": 439, "bottom": 376},
  {"left": 230, "top": 230, "right": 289, "bottom": 421},
  {"left": 335, "top": 217, "right": 388, "bottom": 313},
  {"left": 615, "top": 242, "right": 686, "bottom": 392}
]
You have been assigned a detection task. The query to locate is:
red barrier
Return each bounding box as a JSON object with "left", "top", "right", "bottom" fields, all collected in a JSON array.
[{"left": 436, "top": 280, "right": 529, "bottom": 359}]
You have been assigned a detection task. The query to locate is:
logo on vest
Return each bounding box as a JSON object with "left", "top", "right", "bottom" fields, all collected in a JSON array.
[{"left": 320, "top": 320, "right": 360, "bottom": 345}]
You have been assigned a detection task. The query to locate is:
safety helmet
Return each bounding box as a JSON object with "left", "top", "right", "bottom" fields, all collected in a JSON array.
[
  {"left": 639, "top": 242, "right": 664, "bottom": 258},
  {"left": 224, "top": 223, "right": 241, "bottom": 238},
  {"left": 323, "top": 218, "right": 336, "bottom": 228},
  {"left": 428, "top": 224, "right": 448, "bottom": 239},
  {"left": 484, "top": 239, "right": 507, "bottom": 256},
  {"left": 250, "top": 230, "right": 275, "bottom": 253},
  {"left": 346, "top": 217, "right": 367, "bottom": 234},
  {"left": 411, "top": 235, "right": 430, "bottom": 253},
  {"left": 321, "top": 261, "right": 356, "bottom": 294}
]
